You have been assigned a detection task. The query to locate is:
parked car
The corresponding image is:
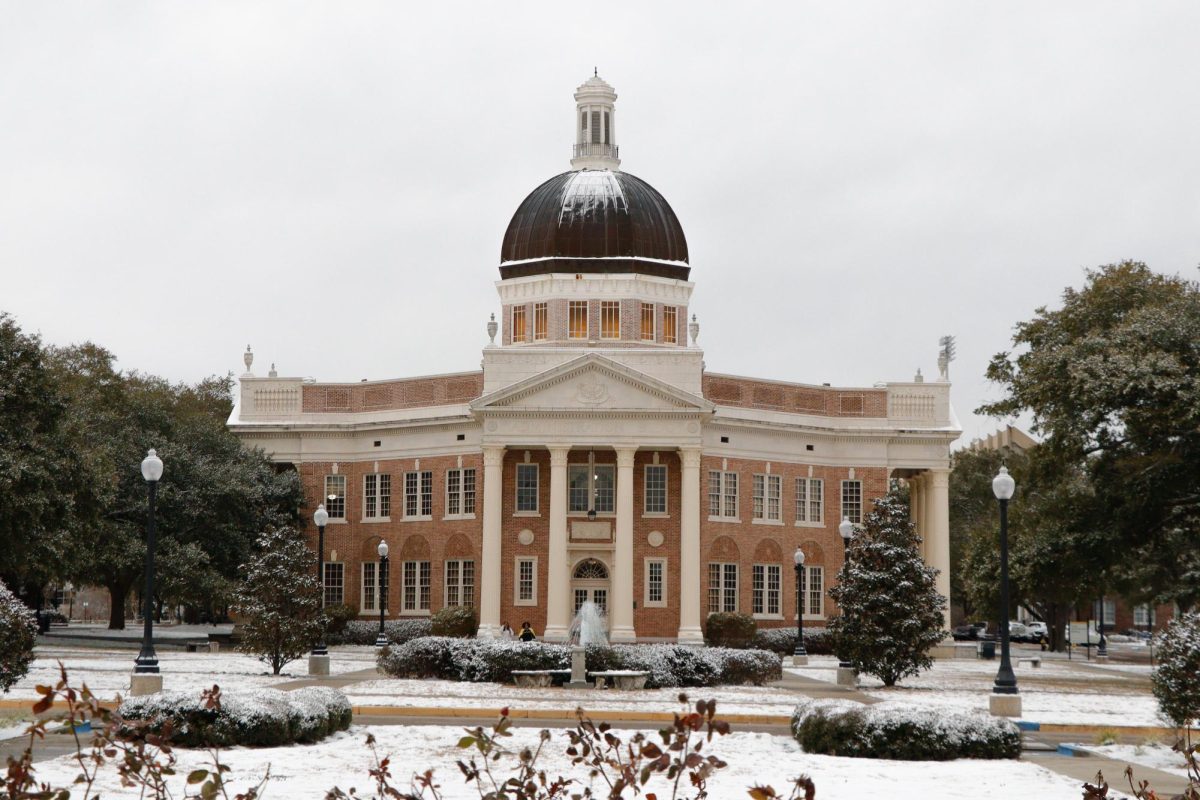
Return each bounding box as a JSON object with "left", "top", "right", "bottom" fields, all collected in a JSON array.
[
  {"left": 952, "top": 622, "right": 988, "bottom": 641},
  {"left": 1024, "top": 621, "right": 1048, "bottom": 641},
  {"left": 1006, "top": 621, "right": 1031, "bottom": 642}
]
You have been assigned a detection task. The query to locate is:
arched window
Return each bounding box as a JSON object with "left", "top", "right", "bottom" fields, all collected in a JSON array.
[{"left": 573, "top": 558, "right": 609, "bottom": 580}]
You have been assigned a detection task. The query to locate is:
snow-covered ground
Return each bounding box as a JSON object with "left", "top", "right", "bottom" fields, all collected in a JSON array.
[
  {"left": 24, "top": 724, "right": 1090, "bottom": 799},
  {"left": 1084, "top": 742, "right": 1194, "bottom": 778}
]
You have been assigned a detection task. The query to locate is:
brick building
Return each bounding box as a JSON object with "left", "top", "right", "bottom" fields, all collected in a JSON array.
[{"left": 228, "top": 74, "right": 961, "bottom": 643}]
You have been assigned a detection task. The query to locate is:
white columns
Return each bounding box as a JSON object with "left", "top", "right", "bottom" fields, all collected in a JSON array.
[
  {"left": 677, "top": 447, "right": 704, "bottom": 644},
  {"left": 610, "top": 447, "right": 637, "bottom": 642},
  {"left": 926, "top": 469, "right": 952, "bottom": 631},
  {"left": 544, "top": 446, "right": 572, "bottom": 641},
  {"left": 911, "top": 475, "right": 927, "bottom": 562},
  {"left": 479, "top": 445, "right": 506, "bottom": 638}
]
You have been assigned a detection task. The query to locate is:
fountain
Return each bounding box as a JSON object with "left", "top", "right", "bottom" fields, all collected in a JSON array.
[{"left": 564, "top": 601, "right": 608, "bottom": 688}]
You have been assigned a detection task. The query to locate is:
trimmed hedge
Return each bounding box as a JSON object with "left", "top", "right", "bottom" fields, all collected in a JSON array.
[
  {"left": 325, "top": 618, "right": 431, "bottom": 646},
  {"left": 430, "top": 605, "right": 478, "bottom": 638},
  {"left": 790, "top": 698, "right": 1020, "bottom": 760},
  {"left": 377, "top": 637, "right": 782, "bottom": 688},
  {"left": 704, "top": 613, "right": 757, "bottom": 649},
  {"left": 753, "top": 627, "right": 836, "bottom": 656},
  {"left": 118, "top": 687, "right": 351, "bottom": 748},
  {"left": 0, "top": 581, "right": 36, "bottom": 693}
]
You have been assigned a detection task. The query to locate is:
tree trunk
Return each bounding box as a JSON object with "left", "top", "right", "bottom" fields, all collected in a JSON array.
[{"left": 107, "top": 582, "right": 129, "bottom": 630}]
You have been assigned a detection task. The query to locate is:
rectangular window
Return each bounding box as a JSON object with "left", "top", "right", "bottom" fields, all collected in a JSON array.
[
  {"left": 1133, "top": 604, "right": 1156, "bottom": 627},
  {"left": 640, "top": 302, "right": 656, "bottom": 341},
  {"left": 402, "top": 560, "right": 431, "bottom": 612},
  {"left": 645, "top": 557, "right": 666, "bottom": 607},
  {"left": 1093, "top": 599, "right": 1116, "bottom": 626},
  {"left": 798, "top": 566, "right": 824, "bottom": 616},
  {"left": 591, "top": 110, "right": 601, "bottom": 144},
  {"left": 708, "top": 562, "right": 738, "bottom": 613},
  {"left": 324, "top": 475, "right": 346, "bottom": 519},
  {"left": 568, "top": 301, "right": 588, "bottom": 339},
  {"left": 603, "top": 110, "right": 609, "bottom": 143},
  {"left": 405, "top": 471, "right": 434, "bottom": 519},
  {"left": 323, "top": 562, "right": 344, "bottom": 607},
  {"left": 708, "top": 470, "right": 739, "bottom": 519},
  {"left": 568, "top": 463, "right": 615, "bottom": 513},
  {"left": 644, "top": 464, "right": 667, "bottom": 514},
  {"left": 752, "top": 564, "right": 782, "bottom": 616},
  {"left": 515, "top": 557, "right": 537, "bottom": 605},
  {"left": 663, "top": 306, "right": 678, "bottom": 344},
  {"left": 752, "top": 474, "right": 782, "bottom": 521},
  {"left": 795, "top": 478, "right": 824, "bottom": 524},
  {"left": 512, "top": 305, "right": 527, "bottom": 342},
  {"left": 841, "top": 480, "right": 863, "bottom": 524},
  {"left": 363, "top": 473, "right": 391, "bottom": 519},
  {"left": 444, "top": 560, "right": 475, "bottom": 608},
  {"left": 446, "top": 468, "right": 476, "bottom": 517},
  {"left": 534, "top": 302, "right": 548, "bottom": 341},
  {"left": 361, "top": 561, "right": 377, "bottom": 613},
  {"left": 600, "top": 301, "right": 620, "bottom": 339},
  {"left": 516, "top": 463, "right": 539, "bottom": 513}
]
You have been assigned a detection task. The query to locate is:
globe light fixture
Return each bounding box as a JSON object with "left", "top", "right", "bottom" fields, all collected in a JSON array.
[
  {"left": 793, "top": 546, "right": 807, "bottom": 662},
  {"left": 311, "top": 503, "right": 330, "bottom": 662},
  {"left": 135, "top": 449, "right": 164, "bottom": 681},
  {"left": 835, "top": 517, "right": 855, "bottom": 678},
  {"left": 375, "top": 540, "right": 389, "bottom": 648},
  {"left": 990, "top": 465, "right": 1020, "bottom": 716}
]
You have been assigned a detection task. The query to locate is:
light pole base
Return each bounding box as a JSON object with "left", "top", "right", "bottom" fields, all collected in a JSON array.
[
  {"left": 1095, "top": 654, "right": 1109, "bottom": 663},
  {"left": 308, "top": 654, "right": 331, "bottom": 676},
  {"left": 989, "top": 693, "right": 1022, "bottom": 717},
  {"left": 374, "top": 634, "right": 389, "bottom": 649},
  {"left": 790, "top": 655, "right": 809, "bottom": 666},
  {"left": 836, "top": 666, "right": 857, "bottom": 687},
  {"left": 129, "top": 673, "right": 163, "bottom": 697}
]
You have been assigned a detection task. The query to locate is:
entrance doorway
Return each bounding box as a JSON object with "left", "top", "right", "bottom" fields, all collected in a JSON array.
[{"left": 571, "top": 558, "right": 610, "bottom": 621}]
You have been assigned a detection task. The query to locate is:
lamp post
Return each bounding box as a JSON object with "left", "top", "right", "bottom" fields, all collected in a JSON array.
[
  {"left": 835, "top": 518, "right": 856, "bottom": 686},
  {"left": 793, "top": 546, "right": 808, "bottom": 665},
  {"left": 307, "top": 503, "right": 331, "bottom": 675},
  {"left": 1096, "top": 595, "right": 1108, "bottom": 660},
  {"left": 132, "top": 449, "right": 164, "bottom": 696},
  {"left": 375, "top": 540, "right": 389, "bottom": 648},
  {"left": 989, "top": 466, "right": 1021, "bottom": 717}
]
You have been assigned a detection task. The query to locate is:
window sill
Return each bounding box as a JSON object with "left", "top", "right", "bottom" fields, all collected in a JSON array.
[
  {"left": 361, "top": 517, "right": 391, "bottom": 524},
  {"left": 644, "top": 601, "right": 667, "bottom": 609},
  {"left": 513, "top": 511, "right": 541, "bottom": 518},
  {"left": 327, "top": 518, "right": 349, "bottom": 525},
  {"left": 402, "top": 516, "right": 433, "bottom": 523},
  {"left": 568, "top": 512, "right": 615, "bottom": 519},
  {"left": 794, "top": 521, "right": 825, "bottom": 528},
  {"left": 801, "top": 614, "right": 825, "bottom": 621},
  {"left": 753, "top": 613, "right": 785, "bottom": 621},
  {"left": 442, "top": 514, "right": 477, "bottom": 521},
  {"left": 642, "top": 512, "right": 671, "bottom": 519},
  {"left": 752, "top": 518, "right": 784, "bottom": 527},
  {"left": 514, "top": 599, "right": 537, "bottom": 607},
  {"left": 400, "top": 610, "right": 431, "bottom": 617},
  {"left": 707, "top": 516, "right": 742, "bottom": 524}
]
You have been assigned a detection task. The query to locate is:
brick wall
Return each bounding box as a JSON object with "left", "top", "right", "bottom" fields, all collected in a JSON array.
[
  {"left": 302, "top": 374, "right": 483, "bottom": 413},
  {"left": 702, "top": 375, "right": 887, "bottom": 418}
]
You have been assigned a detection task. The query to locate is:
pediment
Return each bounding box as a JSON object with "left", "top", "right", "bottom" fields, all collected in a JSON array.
[{"left": 471, "top": 354, "right": 713, "bottom": 414}]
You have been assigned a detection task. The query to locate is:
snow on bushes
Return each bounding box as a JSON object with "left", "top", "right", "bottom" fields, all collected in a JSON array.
[
  {"left": 430, "top": 604, "right": 479, "bottom": 638},
  {"left": 790, "top": 698, "right": 1020, "bottom": 760},
  {"left": 1152, "top": 611, "right": 1200, "bottom": 728},
  {"left": 118, "top": 686, "right": 351, "bottom": 747},
  {"left": 377, "top": 637, "right": 782, "bottom": 687},
  {"left": 325, "top": 617, "right": 432, "bottom": 646},
  {"left": 0, "top": 580, "right": 36, "bottom": 693},
  {"left": 703, "top": 612, "right": 757, "bottom": 648},
  {"left": 753, "top": 626, "right": 835, "bottom": 656}
]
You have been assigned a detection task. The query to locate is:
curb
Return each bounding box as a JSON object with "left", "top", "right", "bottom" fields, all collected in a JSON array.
[{"left": 350, "top": 705, "right": 794, "bottom": 725}]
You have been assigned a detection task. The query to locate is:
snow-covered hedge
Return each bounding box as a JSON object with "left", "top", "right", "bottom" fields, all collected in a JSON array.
[
  {"left": 1152, "top": 611, "right": 1200, "bottom": 728},
  {"left": 790, "top": 698, "right": 1020, "bottom": 760},
  {"left": 0, "top": 581, "right": 36, "bottom": 693},
  {"left": 118, "top": 687, "right": 351, "bottom": 747},
  {"left": 377, "top": 637, "right": 782, "bottom": 688},
  {"left": 753, "top": 627, "right": 835, "bottom": 656},
  {"left": 325, "top": 618, "right": 432, "bottom": 646}
]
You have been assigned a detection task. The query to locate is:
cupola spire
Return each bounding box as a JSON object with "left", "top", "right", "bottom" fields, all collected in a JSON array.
[{"left": 570, "top": 72, "right": 620, "bottom": 171}]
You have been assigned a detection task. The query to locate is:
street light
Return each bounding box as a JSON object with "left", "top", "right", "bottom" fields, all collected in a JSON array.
[
  {"left": 1096, "top": 595, "right": 1108, "bottom": 659},
  {"left": 135, "top": 449, "right": 164, "bottom": 677},
  {"left": 311, "top": 504, "right": 329, "bottom": 658},
  {"left": 990, "top": 465, "right": 1020, "bottom": 715},
  {"left": 793, "top": 546, "right": 807, "bottom": 664},
  {"left": 835, "top": 518, "right": 855, "bottom": 683},
  {"left": 375, "top": 540, "right": 389, "bottom": 648}
]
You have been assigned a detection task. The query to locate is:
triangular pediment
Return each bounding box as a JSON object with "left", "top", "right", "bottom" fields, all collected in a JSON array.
[{"left": 471, "top": 354, "right": 713, "bottom": 414}]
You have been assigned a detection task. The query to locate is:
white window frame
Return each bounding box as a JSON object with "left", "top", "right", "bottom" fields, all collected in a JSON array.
[
  {"left": 798, "top": 565, "right": 824, "bottom": 618},
  {"left": 841, "top": 480, "right": 863, "bottom": 524},
  {"left": 515, "top": 463, "right": 539, "bottom": 515},
  {"left": 514, "top": 556, "right": 538, "bottom": 606},
  {"left": 511, "top": 304, "right": 527, "bottom": 343},
  {"left": 444, "top": 467, "right": 476, "bottom": 519},
  {"left": 644, "top": 464, "right": 668, "bottom": 516},
  {"left": 1093, "top": 598, "right": 1116, "bottom": 626},
  {"left": 752, "top": 474, "right": 782, "bottom": 524},
  {"left": 600, "top": 300, "right": 620, "bottom": 340},
  {"left": 1133, "top": 604, "right": 1156, "bottom": 627},
  {"left": 444, "top": 559, "right": 475, "bottom": 608},
  {"left": 360, "top": 561, "right": 379, "bottom": 614},
  {"left": 707, "top": 562, "right": 738, "bottom": 614},
  {"left": 362, "top": 473, "right": 391, "bottom": 521},
  {"left": 644, "top": 557, "right": 667, "bottom": 607},
  {"left": 568, "top": 461, "right": 614, "bottom": 514},
  {"left": 401, "top": 560, "right": 431, "bottom": 615},
  {"left": 795, "top": 478, "right": 824, "bottom": 526},
  {"left": 707, "top": 470, "right": 739, "bottom": 521},
  {"left": 323, "top": 562, "right": 344, "bottom": 607},
  {"left": 568, "top": 300, "right": 589, "bottom": 339},
  {"left": 404, "top": 470, "right": 433, "bottom": 520},
  {"left": 752, "top": 563, "right": 783, "bottom": 618},
  {"left": 640, "top": 302, "right": 656, "bottom": 341},
  {"left": 324, "top": 475, "right": 347, "bottom": 520},
  {"left": 533, "top": 302, "right": 548, "bottom": 341},
  {"left": 663, "top": 305, "right": 678, "bottom": 344}
]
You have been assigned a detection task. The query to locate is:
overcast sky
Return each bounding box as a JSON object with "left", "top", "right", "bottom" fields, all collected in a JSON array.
[{"left": 3, "top": 3, "right": 1199, "bottom": 446}]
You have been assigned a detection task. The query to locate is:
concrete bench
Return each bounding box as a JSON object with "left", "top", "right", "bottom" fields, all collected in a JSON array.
[
  {"left": 1018, "top": 656, "right": 1041, "bottom": 668},
  {"left": 511, "top": 670, "right": 570, "bottom": 688},
  {"left": 589, "top": 670, "right": 649, "bottom": 690},
  {"left": 185, "top": 641, "right": 214, "bottom": 653}
]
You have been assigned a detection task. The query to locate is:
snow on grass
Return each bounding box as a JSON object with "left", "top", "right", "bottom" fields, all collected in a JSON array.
[
  {"left": 25, "top": 724, "right": 1089, "bottom": 799},
  {"left": 1084, "top": 742, "right": 1193, "bottom": 778}
]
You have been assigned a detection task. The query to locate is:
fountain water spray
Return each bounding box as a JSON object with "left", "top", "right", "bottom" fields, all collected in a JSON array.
[{"left": 565, "top": 601, "right": 608, "bottom": 688}]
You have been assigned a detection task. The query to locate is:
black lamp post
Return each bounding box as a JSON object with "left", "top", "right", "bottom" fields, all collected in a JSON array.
[
  {"left": 793, "top": 546, "right": 807, "bottom": 661},
  {"left": 375, "top": 540, "right": 389, "bottom": 648},
  {"left": 1096, "top": 595, "right": 1108, "bottom": 658},
  {"left": 837, "top": 518, "right": 854, "bottom": 670},
  {"left": 991, "top": 466, "right": 1018, "bottom": 697},
  {"left": 135, "top": 448, "right": 164, "bottom": 675},
  {"left": 312, "top": 503, "right": 329, "bottom": 657}
]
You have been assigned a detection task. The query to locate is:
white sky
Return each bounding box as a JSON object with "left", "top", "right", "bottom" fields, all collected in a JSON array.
[{"left": 3, "top": 3, "right": 1199, "bottom": 446}]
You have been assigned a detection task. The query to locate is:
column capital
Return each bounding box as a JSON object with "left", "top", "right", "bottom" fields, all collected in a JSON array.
[
  {"left": 929, "top": 468, "right": 950, "bottom": 487},
  {"left": 616, "top": 447, "right": 637, "bottom": 469},
  {"left": 549, "top": 446, "right": 571, "bottom": 467},
  {"left": 483, "top": 446, "right": 506, "bottom": 468},
  {"left": 678, "top": 446, "right": 702, "bottom": 469}
]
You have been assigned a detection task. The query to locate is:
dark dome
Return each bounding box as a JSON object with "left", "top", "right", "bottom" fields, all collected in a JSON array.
[{"left": 499, "top": 170, "right": 689, "bottom": 280}]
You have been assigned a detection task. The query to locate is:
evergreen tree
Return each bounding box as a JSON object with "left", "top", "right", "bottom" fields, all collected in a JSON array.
[
  {"left": 1151, "top": 611, "right": 1200, "bottom": 729},
  {"left": 0, "top": 579, "right": 36, "bottom": 693},
  {"left": 234, "top": 526, "right": 324, "bottom": 675},
  {"left": 829, "top": 491, "right": 946, "bottom": 686}
]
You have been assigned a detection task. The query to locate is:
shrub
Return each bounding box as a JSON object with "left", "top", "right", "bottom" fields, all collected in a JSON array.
[
  {"left": 118, "top": 686, "right": 351, "bottom": 747},
  {"left": 753, "top": 626, "right": 835, "bottom": 656},
  {"left": 325, "top": 617, "right": 431, "bottom": 646},
  {"left": 431, "top": 605, "right": 479, "bottom": 638},
  {"left": 704, "top": 612, "right": 757, "bottom": 649},
  {"left": 322, "top": 603, "right": 358, "bottom": 638},
  {"left": 0, "top": 581, "right": 36, "bottom": 693},
  {"left": 1152, "top": 611, "right": 1200, "bottom": 728},
  {"left": 790, "top": 698, "right": 1020, "bottom": 760}
]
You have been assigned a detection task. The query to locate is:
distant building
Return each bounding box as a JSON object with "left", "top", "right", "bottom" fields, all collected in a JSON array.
[{"left": 228, "top": 74, "right": 961, "bottom": 642}]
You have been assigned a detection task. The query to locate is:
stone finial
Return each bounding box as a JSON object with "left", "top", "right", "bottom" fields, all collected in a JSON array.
[
  {"left": 688, "top": 313, "right": 700, "bottom": 345},
  {"left": 914, "top": 367, "right": 924, "bottom": 383},
  {"left": 487, "top": 313, "right": 498, "bottom": 345},
  {"left": 269, "top": 363, "right": 278, "bottom": 378},
  {"left": 937, "top": 336, "right": 956, "bottom": 381},
  {"left": 243, "top": 345, "right": 254, "bottom": 376}
]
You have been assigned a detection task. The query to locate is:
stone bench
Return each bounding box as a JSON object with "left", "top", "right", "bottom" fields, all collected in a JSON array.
[
  {"left": 589, "top": 670, "right": 649, "bottom": 690},
  {"left": 511, "top": 670, "right": 570, "bottom": 688},
  {"left": 1018, "top": 656, "right": 1041, "bottom": 668}
]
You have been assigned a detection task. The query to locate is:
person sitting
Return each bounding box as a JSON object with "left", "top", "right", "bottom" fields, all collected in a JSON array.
[
  {"left": 500, "top": 622, "right": 515, "bottom": 640},
  {"left": 518, "top": 621, "right": 536, "bottom": 642}
]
